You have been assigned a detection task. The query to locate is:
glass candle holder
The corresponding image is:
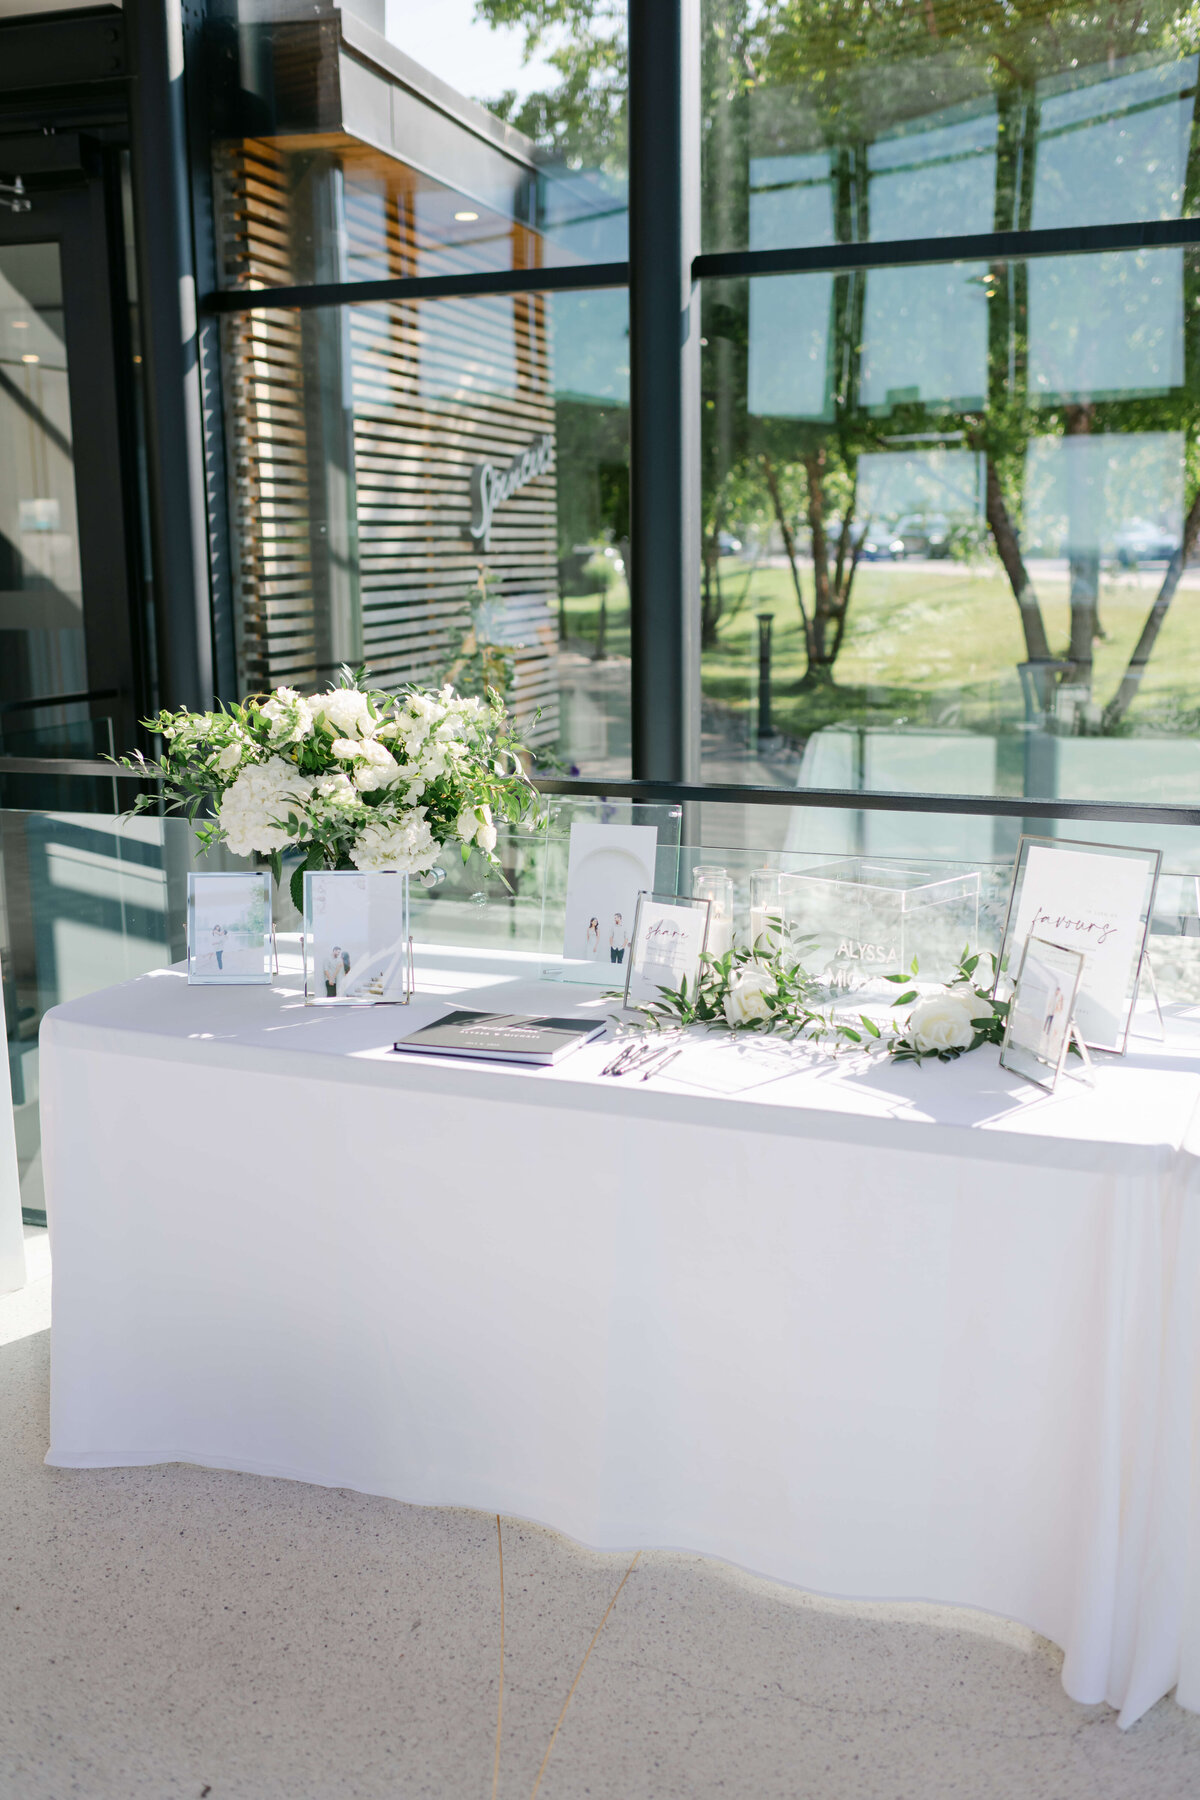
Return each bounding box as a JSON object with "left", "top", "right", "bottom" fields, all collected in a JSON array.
[
  {"left": 749, "top": 869, "right": 785, "bottom": 956},
  {"left": 692, "top": 863, "right": 735, "bottom": 958}
]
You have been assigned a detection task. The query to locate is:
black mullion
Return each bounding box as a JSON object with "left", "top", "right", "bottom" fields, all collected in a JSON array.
[
  {"left": 205, "top": 260, "right": 631, "bottom": 314},
  {"left": 206, "top": 217, "right": 1200, "bottom": 318},
  {"left": 695, "top": 217, "right": 1200, "bottom": 284}
]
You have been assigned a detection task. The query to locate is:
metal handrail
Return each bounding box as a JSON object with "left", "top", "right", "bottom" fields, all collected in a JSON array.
[{"left": 2, "top": 758, "right": 1197, "bottom": 827}]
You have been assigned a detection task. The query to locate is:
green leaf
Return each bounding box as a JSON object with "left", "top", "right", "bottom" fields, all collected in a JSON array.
[
  {"left": 860, "top": 1015, "right": 881, "bottom": 1038},
  {"left": 910, "top": 955, "right": 919, "bottom": 975},
  {"left": 893, "top": 990, "right": 918, "bottom": 1006},
  {"left": 289, "top": 863, "right": 306, "bottom": 916}
]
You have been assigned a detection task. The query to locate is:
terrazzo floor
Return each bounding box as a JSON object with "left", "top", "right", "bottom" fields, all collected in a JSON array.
[{"left": 3, "top": 1228, "right": 1199, "bottom": 1800}]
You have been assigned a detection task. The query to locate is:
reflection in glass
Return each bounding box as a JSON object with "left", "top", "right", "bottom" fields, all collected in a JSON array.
[
  {"left": 1028, "top": 250, "right": 1183, "bottom": 402},
  {"left": 701, "top": 244, "right": 1200, "bottom": 808},
  {"left": 210, "top": 0, "right": 627, "bottom": 286},
  {"left": 221, "top": 289, "right": 630, "bottom": 777},
  {"left": 702, "top": 1, "right": 1200, "bottom": 250},
  {"left": 1033, "top": 57, "right": 1198, "bottom": 230},
  {"left": 0, "top": 243, "right": 85, "bottom": 717}
]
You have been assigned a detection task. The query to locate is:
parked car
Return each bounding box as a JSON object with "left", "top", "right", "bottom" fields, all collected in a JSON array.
[
  {"left": 1114, "top": 519, "right": 1178, "bottom": 567},
  {"left": 890, "top": 514, "right": 952, "bottom": 559}
]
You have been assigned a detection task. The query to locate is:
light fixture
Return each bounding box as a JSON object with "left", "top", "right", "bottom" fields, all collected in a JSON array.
[
  {"left": 21, "top": 353, "right": 38, "bottom": 364},
  {"left": 12, "top": 318, "right": 28, "bottom": 329},
  {"left": 454, "top": 210, "right": 479, "bottom": 222}
]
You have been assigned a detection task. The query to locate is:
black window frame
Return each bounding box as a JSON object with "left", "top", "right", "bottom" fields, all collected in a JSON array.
[{"left": 185, "top": 0, "right": 1200, "bottom": 834}]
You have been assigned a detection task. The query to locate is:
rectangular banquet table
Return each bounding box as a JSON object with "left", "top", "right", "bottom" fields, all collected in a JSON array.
[{"left": 41, "top": 945, "right": 1200, "bottom": 1727}]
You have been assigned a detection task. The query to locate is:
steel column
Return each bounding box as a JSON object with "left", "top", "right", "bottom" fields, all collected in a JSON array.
[
  {"left": 126, "top": 0, "right": 213, "bottom": 713},
  {"left": 628, "top": 0, "right": 702, "bottom": 782}
]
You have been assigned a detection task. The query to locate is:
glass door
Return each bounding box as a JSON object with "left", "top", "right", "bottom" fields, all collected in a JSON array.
[{"left": 0, "top": 176, "right": 143, "bottom": 805}]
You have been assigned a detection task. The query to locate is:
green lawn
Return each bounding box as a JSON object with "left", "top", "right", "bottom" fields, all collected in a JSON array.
[{"left": 559, "top": 558, "right": 1200, "bottom": 740}]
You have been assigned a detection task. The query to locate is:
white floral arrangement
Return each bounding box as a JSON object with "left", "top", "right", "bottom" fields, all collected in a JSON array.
[
  {"left": 115, "top": 669, "right": 539, "bottom": 910},
  {"left": 630, "top": 942, "right": 1007, "bottom": 1064}
]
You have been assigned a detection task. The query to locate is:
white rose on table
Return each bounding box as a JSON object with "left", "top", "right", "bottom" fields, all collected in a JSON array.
[
  {"left": 723, "top": 963, "right": 776, "bottom": 1028},
  {"left": 906, "top": 989, "right": 978, "bottom": 1054}
]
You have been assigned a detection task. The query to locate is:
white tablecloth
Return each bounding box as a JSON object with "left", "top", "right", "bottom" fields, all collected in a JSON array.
[{"left": 41, "top": 947, "right": 1200, "bottom": 1727}]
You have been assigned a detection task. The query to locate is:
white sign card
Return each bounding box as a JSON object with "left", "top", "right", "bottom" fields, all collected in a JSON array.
[
  {"left": 1000, "top": 934, "right": 1089, "bottom": 1091},
  {"left": 303, "top": 871, "right": 413, "bottom": 1005},
  {"left": 187, "top": 871, "right": 274, "bottom": 985},
  {"left": 623, "top": 892, "right": 711, "bottom": 1008},
  {"left": 562, "top": 822, "right": 659, "bottom": 985},
  {"left": 997, "top": 837, "right": 1160, "bottom": 1051}
]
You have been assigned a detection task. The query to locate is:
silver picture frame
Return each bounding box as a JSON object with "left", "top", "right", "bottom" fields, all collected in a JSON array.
[
  {"left": 999, "top": 933, "right": 1093, "bottom": 1092},
  {"left": 623, "top": 890, "right": 711, "bottom": 1010},
  {"left": 187, "top": 870, "right": 275, "bottom": 986},
  {"left": 302, "top": 870, "right": 414, "bottom": 1005},
  {"left": 994, "top": 835, "right": 1162, "bottom": 1054}
]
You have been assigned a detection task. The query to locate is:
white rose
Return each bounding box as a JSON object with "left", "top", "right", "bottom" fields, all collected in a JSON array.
[
  {"left": 906, "top": 990, "right": 978, "bottom": 1054},
  {"left": 723, "top": 964, "right": 776, "bottom": 1027},
  {"left": 311, "top": 687, "right": 374, "bottom": 739},
  {"left": 353, "top": 739, "right": 403, "bottom": 792},
  {"left": 455, "top": 803, "right": 493, "bottom": 847},
  {"left": 215, "top": 741, "right": 245, "bottom": 774}
]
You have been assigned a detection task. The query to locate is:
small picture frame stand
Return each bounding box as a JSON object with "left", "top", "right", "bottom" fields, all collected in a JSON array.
[
  {"left": 303, "top": 870, "right": 414, "bottom": 1005},
  {"left": 187, "top": 870, "right": 275, "bottom": 985},
  {"left": 623, "top": 890, "right": 711, "bottom": 1010},
  {"left": 999, "top": 933, "right": 1094, "bottom": 1093}
]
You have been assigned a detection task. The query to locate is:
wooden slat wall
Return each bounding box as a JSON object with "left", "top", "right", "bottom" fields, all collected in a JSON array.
[{"left": 216, "top": 136, "right": 560, "bottom": 740}]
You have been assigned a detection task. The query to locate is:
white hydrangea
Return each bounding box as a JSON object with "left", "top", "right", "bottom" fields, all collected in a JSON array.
[
  {"left": 260, "top": 687, "right": 315, "bottom": 745},
  {"left": 310, "top": 687, "right": 374, "bottom": 739},
  {"left": 217, "top": 757, "right": 313, "bottom": 856},
  {"left": 349, "top": 809, "right": 439, "bottom": 874}
]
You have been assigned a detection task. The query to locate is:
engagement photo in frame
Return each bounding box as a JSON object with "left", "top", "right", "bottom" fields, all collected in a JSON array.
[
  {"left": 186, "top": 871, "right": 274, "bottom": 986},
  {"left": 1000, "top": 934, "right": 1091, "bottom": 1092},
  {"left": 303, "top": 871, "right": 413, "bottom": 1006},
  {"left": 995, "top": 837, "right": 1161, "bottom": 1053}
]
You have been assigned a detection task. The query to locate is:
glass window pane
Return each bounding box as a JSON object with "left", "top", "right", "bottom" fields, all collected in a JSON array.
[
  {"left": 702, "top": 1, "right": 1200, "bottom": 250},
  {"left": 0, "top": 243, "right": 90, "bottom": 738},
  {"left": 221, "top": 286, "right": 629, "bottom": 777},
  {"left": 209, "top": 0, "right": 626, "bottom": 287},
  {"left": 700, "top": 246, "right": 1200, "bottom": 806}
]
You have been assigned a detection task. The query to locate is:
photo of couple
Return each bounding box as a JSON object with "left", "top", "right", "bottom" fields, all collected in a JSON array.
[
  {"left": 187, "top": 873, "right": 273, "bottom": 985},
  {"left": 305, "top": 871, "right": 412, "bottom": 1005},
  {"left": 563, "top": 822, "right": 659, "bottom": 984},
  {"left": 584, "top": 914, "right": 632, "bottom": 964}
]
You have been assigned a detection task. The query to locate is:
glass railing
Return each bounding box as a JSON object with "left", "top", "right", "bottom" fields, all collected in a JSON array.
[{"left": 4, "top": 798, "right": 1198, "bottom": 1224}]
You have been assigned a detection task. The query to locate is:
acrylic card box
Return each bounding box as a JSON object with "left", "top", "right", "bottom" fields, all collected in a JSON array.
[{"left": 779, "top": 859, "right": 980, "bottom": 999}]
